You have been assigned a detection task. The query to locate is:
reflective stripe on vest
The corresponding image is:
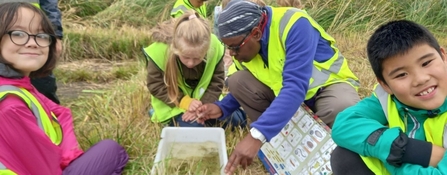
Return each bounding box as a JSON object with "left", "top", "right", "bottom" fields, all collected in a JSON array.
[
  {"left": 0, "top": 162, "right": 13, "bottom": 175},
  {"left": 0, "top": 85, "right": 45, "bottom": 128},
  {"left": 171, "top": 4, "right": 188, "bottom": 15},
  {"left": 0, "top": 163, "right": 5, "bottom": 171},
  {"left": 0, "top": 85, "right": 63, "bottom": 172},
  {"left": 279, "top": 8, "right": 360, "bottom": 95},
  {"left": 374, "top": 84, "right": 390, "bottom": 118},
  {"left": 361, "top": 84, "right": 447, "bottom": 174},
  {"left": 234, "top": 8, "right": 359, "bottom": 99}
]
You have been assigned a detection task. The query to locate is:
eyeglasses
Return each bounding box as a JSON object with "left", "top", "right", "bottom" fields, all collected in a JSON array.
[
  {"left": 226, "top": 32, "right": 254, "bottom": 53},
  {"left": 6, "top": 30, "right": 54, "bottom": 47},
  {"left": 225, "top": 13, "right": 268, "bottom": 53}
]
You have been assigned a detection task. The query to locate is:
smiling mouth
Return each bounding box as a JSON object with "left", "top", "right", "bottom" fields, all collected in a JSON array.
[
  {"left": 416, "top": 86, "right": 436, "bottom": 96},
  {"left": 20, "top": 53, "right": 39, "bottom": 55}
]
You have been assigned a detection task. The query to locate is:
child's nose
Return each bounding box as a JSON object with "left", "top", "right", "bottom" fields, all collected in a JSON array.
[
  {"left": 187, "top": 61, "right": 195, "bottom": 68},
  {"left": 25, "top": 37, "right": 39, "bottom": 47},
  {"left": 413, "top": 73, "right": 431, "bottom": 86}
]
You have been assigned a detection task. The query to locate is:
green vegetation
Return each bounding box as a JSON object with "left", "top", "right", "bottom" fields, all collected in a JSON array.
[{"left": 55, "top": 0, "right": 447, "bottom": 174}]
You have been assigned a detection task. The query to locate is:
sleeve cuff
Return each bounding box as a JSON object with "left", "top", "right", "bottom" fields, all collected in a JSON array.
[
  {"left": 215, "top": 102, "right": 227, "bottom": 120},
  {"left": 179, "top": 95, "right": 194, "bottom": 110},
  {"left": 387, "top": 130, "right": 409, "bottom": 167},
  {"left": 401, "top": 138, "right": 432, "bottom": 167}
]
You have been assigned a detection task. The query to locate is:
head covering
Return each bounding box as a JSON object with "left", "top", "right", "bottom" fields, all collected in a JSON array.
[{"left": 217, "top": 0, "right": 263, "bottom": 38}]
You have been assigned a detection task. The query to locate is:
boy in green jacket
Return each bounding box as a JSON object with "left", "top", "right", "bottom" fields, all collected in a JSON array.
[{"left": 331, "top": 20, "right": 447, "bottom": 174}]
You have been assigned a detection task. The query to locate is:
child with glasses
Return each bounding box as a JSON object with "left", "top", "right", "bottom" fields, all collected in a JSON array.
[{"left": 0, "top": 2, "right": 128, "bottom": 174}]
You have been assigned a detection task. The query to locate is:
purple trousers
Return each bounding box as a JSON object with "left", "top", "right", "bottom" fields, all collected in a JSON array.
[{"left": 62, "top": 139, "right": 129, "bottom": 175}]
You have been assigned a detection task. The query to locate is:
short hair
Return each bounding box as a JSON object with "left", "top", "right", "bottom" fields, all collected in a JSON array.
[{"left": 367, "top": 20, "right": 441, "bottom": 83}]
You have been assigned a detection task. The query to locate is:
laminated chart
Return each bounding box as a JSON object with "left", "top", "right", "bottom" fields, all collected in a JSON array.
[{"left": 258, "top": 104, "right": 336, "bottom": 175}]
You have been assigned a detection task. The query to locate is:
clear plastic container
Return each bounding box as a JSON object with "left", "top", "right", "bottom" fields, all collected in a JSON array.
[{"left": 151, "top": 127, "right": 228, "bottom": 175}]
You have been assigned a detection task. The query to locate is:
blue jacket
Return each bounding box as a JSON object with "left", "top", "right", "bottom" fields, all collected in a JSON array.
[
  {"left": 215, "top": 6, "right": 336, "bottom": 141},
  {"left": 40, "top": 0, "right": 63, "bottom": 38},
  {"left": 332, "top": 94, "right": 447, "bottom": 174}
]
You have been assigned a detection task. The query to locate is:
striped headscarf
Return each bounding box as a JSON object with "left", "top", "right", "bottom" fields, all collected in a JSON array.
[{"left": 217, "top": 0, "right": 263, "bottom": 38}]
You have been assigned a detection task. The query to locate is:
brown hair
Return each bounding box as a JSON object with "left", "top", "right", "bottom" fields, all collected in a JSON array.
[
  {"left": 0, "top": 2, "right": 57, "bottom": 78},
  {"left": 277, "top": 0, "right": 303, "bottom": 9},
  {"left": 222, "top": 0, "right": 266, "bottom": 9},
  {"left": 164, "top": 10, "right": 211, "bottom": 105}
]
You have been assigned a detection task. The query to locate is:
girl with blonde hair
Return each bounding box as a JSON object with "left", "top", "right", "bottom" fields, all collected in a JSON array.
[{"left": 143, "top": 10, "right": 246, "bottom": 127}]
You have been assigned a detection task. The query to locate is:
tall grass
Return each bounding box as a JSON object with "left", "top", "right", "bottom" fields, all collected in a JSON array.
[
  {"left": 62, "top": 26, "right": 151, "bottom": 61},
  {"left": 304, "top": 0, "right": 392, "bottom": 34},
  {"left": 57, "top": 0, "right": 447, "bottom": 174},
  {"left": 68, "top": 70, "right": 158, "bottom": 174},
  {"left": 59, "top": 0, "right": 115, "bottom": 17},
  {"left": 398, "top": 0, "right": 447, "bottom": 35},
  {"left": 59, "top": 0, "right": 447, "bottom": 61}
]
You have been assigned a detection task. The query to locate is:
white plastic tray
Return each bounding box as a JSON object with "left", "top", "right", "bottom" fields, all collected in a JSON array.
[{"left": 151, "top": 127, "right": 228, "bottom": 175}]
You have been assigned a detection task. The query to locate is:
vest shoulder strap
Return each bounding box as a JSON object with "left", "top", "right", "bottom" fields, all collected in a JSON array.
[{"left": 0, "top": 85, "right": 47, "bottom": 130}]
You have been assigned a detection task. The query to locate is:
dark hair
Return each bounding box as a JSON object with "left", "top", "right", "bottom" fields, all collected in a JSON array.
[
  {"left": 367, "top": 20, "right": 441, "bottom": 84},
  {"left": 0, "top": 2, "right": 57, "bottom": 78}
]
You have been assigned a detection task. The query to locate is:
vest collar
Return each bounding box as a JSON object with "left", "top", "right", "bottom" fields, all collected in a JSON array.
[
  {"left": 392, "top": 96, "right": 447, "bottom": 118},
  {"left": 259, "top": 7, "right": 271, "bottom": 67},
  {"left": 0, "top": 63, "right": 23, "bottom": 78}
]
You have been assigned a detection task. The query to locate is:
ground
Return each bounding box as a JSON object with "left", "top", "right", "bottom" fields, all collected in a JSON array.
[{"left": 55, "top": 0, "right": 447, "bottom": 174}]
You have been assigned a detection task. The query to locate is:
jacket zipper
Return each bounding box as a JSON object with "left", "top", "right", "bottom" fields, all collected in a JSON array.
[{"left": 404, "top": 107, "right": 420, "bottom": 138}]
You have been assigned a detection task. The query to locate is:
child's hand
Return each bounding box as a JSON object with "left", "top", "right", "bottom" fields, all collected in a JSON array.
[
  {"left": 196, "top": 103, "right": 222, "bottom": 124},
  {"left": 188, "top": 99, "right": 202, "bottom": 111},
  {"left": 430, "top": 144, "right": 446, "bottom": 167},
  {"left": 182, "top": 111, "right": 197, "bottom": 122}
]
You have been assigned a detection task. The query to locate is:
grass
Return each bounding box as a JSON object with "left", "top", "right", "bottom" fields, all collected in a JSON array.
[
  {"left": 54, "top": 59, "right": 140, "bottom": 83},
  {"left": 54, "top": 0, "right": 447, "bottom": 174}
]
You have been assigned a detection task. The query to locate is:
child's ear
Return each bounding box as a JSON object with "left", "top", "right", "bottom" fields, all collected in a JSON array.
[
  {"left": 440, "top": 47, "right": 447, "bottom": 61},
  {"left": 377, "top": 78, "right": 393, "bottom": 95}
]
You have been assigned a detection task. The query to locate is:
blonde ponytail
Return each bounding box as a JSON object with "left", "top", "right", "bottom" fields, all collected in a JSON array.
[{"left": 165, "top": 10, "right": 212, "bottom": 105}]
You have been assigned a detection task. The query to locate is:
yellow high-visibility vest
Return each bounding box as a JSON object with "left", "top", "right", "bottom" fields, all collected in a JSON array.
[
  {"left": 233, "top": 7, "right": 359, "bottom": 99},
  {"left": 143, "top": 34, "right": 224, "bottom": 123},
  {"left": 171, "top": 0, "right": 206, "bottom": 18},
  {"left": 0, "top": 85, "right": 63, "bottom": 174},
  {"left": 361, "top": 84, "right": 447, "bottom": 174}
]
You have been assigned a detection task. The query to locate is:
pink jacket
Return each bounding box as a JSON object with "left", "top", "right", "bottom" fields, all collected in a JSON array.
[{"left": 0, "top": 76, "right": 84, "bottom": 175}]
